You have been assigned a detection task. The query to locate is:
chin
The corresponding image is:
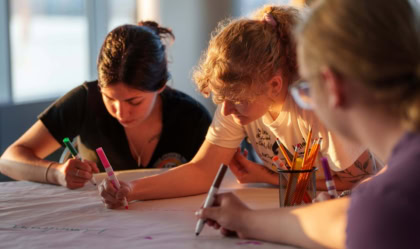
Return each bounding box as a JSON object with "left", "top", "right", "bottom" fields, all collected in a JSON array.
[
  {"left": 119, "top": 119, "right": 141, "bottom": 128},
  {"left": 232, "top": 116, "right": 251, "bottom": 126}
]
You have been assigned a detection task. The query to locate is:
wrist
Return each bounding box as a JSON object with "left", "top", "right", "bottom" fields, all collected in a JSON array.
[
  {"left": 50, "top": 162, "right": 64, "bottom": 186},
  {"left": 257, "top": 166, "right": 279, "bottom": 185},
  {"left": 238, "top": 208, "right": 255, "bottom": 238},
  {"left": 126, "top": 182, "right": 135, "bottom": 202},
  {"left": 44, "top": 162, "right": 55, "bottom": 184},
  {"left": 128, "top": 180, "right": 142, "bottom": 201}
]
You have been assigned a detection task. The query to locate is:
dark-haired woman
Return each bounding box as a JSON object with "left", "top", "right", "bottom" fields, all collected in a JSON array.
[{"left": 0, "top": 21, "right": 211, "bottom": 189}]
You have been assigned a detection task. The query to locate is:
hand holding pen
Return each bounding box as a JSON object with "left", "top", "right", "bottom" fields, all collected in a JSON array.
[
  {"left": 195, "top": 164, "right": 228, "bottom": 236},
  {"left": 63, "top": 137, "right": 99, "bottom": 186},
  {"left": 195, "top": 192, "right": 251, "bottom": 238},
  {"left": 96, "top": 147, "right": 129, "bottom": 209}
]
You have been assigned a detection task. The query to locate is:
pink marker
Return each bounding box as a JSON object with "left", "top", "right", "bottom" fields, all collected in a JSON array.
[{"left": 96, "top": 147, "right": 129, "bottom": 209}]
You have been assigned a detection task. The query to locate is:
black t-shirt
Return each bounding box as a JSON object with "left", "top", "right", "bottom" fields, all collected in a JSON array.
[{"left": 39, "top": 81, "right": 212, "bottom": 171}]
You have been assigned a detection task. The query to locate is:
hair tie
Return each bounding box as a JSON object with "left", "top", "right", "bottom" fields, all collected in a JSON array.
[{"left": 263, "top": 13, "right": 277, "bottom": 27}]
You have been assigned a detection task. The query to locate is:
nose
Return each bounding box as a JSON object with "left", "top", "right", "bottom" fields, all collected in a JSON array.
[
  {"left": 114, "top": 101, "right": 129, "bottom": 120},
  {"left": 222, "top": 100, "right": 235, "bottom": 116}
]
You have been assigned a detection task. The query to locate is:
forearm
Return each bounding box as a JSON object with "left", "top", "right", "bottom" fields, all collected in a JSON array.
[
  {"left": 1, "top": 145, "right": 55, "bottom": 183},
  {"left": 316, "top": 175, "right": 355, "bottom": 191},
  {"left": 129, "top": 161, "right": 218, "bottom": 201},
  {"left": 243, "top": 197, "right": 349, "bottom": 249},
  {"left": 319, "top": 150, "right": 377, "bottom": 191}
]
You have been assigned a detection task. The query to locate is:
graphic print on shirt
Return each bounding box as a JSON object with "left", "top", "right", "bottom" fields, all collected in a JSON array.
[
  {"left": 152, "top": 153, "right": 187, "bottom": 168},
  {"left": 253, "top": 127, "right": 313, "bottom": 170}
]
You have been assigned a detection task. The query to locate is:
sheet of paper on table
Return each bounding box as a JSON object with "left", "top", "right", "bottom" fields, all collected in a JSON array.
[{"left": 0, "top": 159, "right": 298, "bottom": 249}]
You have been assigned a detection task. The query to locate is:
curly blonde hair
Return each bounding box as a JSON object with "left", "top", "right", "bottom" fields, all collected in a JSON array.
[{"left": 193, "top": 5, "right": 301, "bottom": 104}]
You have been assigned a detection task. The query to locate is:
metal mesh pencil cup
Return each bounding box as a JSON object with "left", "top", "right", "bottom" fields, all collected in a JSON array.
[{"left": 278, "top": 167, "right": 317, "bottom": 207}]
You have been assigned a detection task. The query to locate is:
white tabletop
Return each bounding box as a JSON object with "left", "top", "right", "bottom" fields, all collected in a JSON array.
[{"left": 0, "top": 168, "right": 299, "bottom": 249}]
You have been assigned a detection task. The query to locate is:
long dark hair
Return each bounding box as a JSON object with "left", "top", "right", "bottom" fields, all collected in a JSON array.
[{"left": 97, "top": 21, "right": 175, "bottom": 92}]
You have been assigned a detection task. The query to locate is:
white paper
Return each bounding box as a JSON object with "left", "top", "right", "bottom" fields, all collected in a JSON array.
[{"left": 0, "top": 168, "right": 298, "bottom": 249}]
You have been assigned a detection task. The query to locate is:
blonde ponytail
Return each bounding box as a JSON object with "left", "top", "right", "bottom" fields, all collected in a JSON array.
[{"left": 297, "top": 0, "right": 420, "bottom": 132}]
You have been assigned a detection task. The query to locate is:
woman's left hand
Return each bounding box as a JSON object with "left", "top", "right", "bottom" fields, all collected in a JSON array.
[{"left": 228, "top": 148, "right": 278, "bottom": 185}]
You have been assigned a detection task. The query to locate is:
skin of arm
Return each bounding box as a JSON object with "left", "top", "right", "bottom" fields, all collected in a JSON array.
[
  {"left": 0, "top": 120, "right": 98, "bottom": 188},
  {"left": 324, "top": 150, "right": 378, "bottom": 191},
  {"left": 198, "top": 192, "right": 349, "bottom": 249},
  {"left": 99, "top": 140, "right": 237, "bottom": 207},
  {"left": 229, "top": 148, "right": 379, "bottom": 191}
]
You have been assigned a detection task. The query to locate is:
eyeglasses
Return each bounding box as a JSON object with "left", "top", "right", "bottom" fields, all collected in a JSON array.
[{"left": 289, "top": 80, "right": 313, "bottom": 110}]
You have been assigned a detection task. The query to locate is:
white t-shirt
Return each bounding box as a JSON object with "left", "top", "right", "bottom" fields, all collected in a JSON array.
[{"left": 206, "top": 94, "right": 366, "bottom": 179}]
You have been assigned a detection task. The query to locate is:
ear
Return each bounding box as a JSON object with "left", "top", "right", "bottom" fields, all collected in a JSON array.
[
  {"left": 320, "top": 67, "right": 346, "bottom": 108},
  {"left": 268, "top": 75, "right": 284, "bottom": 98}
]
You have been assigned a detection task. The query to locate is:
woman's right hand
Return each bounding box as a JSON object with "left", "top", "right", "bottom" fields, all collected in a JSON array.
[
  {"left": 195, "top": 192, "right": 252, "bottom": 238},
  {"left": 99, "top": 179, "right": 132, "bottom": 209},
  {"left": 53, "top": 158, "right": 99, "bottom": 189}
]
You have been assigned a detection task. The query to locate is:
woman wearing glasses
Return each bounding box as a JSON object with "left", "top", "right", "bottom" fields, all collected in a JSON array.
[
  {"left": 99, "top": 5, "right": 375, "bottom": 208},
  {"left": 197, "top": 0, "right": 420, "bottom": 248}
]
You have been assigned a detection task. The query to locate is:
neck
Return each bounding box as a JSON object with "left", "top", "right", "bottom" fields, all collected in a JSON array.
[
  {"left": 268, "top": 87, "right": 289, "bottom": 120},
  {"left": 350, "top": 107, "right": 406, "bottom": 163}
]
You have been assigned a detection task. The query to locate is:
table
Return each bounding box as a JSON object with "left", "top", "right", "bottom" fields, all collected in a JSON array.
[{"left": 0, "top": 166, "right": 299, "bottom": 249}]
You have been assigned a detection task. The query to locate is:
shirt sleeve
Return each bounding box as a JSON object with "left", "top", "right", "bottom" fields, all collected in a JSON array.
[
  {"left": 38, "top": 84, "right": 88, "bottom": 145},
  {"left": 205, "top": 105, "right": 246, "bottom": 148}
]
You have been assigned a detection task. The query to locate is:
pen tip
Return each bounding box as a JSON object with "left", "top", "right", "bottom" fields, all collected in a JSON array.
[
  {"left": 195, "top": 233, "right": 199, "bottom": 236},
  {"left": 125, "top": 206, "right": 128, "bottom": 210}
]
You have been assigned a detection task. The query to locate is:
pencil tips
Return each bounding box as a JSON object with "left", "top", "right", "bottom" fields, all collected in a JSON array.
[{"left": 195, "top": 233, "right": 199, "bottom": 236}]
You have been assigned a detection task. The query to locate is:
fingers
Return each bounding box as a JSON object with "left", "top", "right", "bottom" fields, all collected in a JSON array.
[
  {"left": 83, "top": 159, "right": 100, "bottom": 173},
  {"left": 228, "top": 157, "right": 247, "bottom": 175},
  {"left": 221, "top": 228, "right": 237, "bottom": 237},
  {"left": 199, "top": 206, "right": 221, "bottom": 221},
  {"left": 313, "top": 192, "right": 332, "bottom": 203},
  {"left": 234, "top": 148, "right": 249, "bottom": 164},
  {"left": 66, "top": 159, "right": 95, "bottom": 180},
  {"left": 195, "top": 193, "right": 245, "bottom": 238},
  {"left": 196, "top": 193, "right": 225, "bottom": 220},
  {"left": 67, "top": 182, "right": 85, "bottom": 189},
  {"left": 99, "top": 179, "right": 126, "bottom": 209}
]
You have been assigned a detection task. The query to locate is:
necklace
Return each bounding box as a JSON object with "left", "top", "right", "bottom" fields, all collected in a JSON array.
[{"left": 127, "top": 133, "right": 161, "bottom": 167}]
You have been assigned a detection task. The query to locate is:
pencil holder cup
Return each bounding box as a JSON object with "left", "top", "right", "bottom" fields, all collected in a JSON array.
[{"left": 278, "top": 167, "right": 317, "bottom": 207}]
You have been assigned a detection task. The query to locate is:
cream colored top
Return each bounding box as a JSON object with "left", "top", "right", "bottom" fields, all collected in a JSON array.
[{"left": 206, "top": 94, "right": 365, "bottom": 178}]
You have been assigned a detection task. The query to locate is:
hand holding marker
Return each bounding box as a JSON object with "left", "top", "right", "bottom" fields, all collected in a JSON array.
[
  {"left": 195, "top": 164, "right": 228, "bottom": 236},
  {"left": 63, "top": 137, "right": 97, "bottom": 186},
  {"left": 96, "top": 147, "right": 129, "bottom": 209}
]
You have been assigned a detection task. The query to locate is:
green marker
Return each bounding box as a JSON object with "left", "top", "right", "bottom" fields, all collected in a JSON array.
[
  {"left": 63, "top": 137, "right": 97, "bottom": 186},
  {"left": 63, "top": 137, "right": 80, "bottom": 160}
]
